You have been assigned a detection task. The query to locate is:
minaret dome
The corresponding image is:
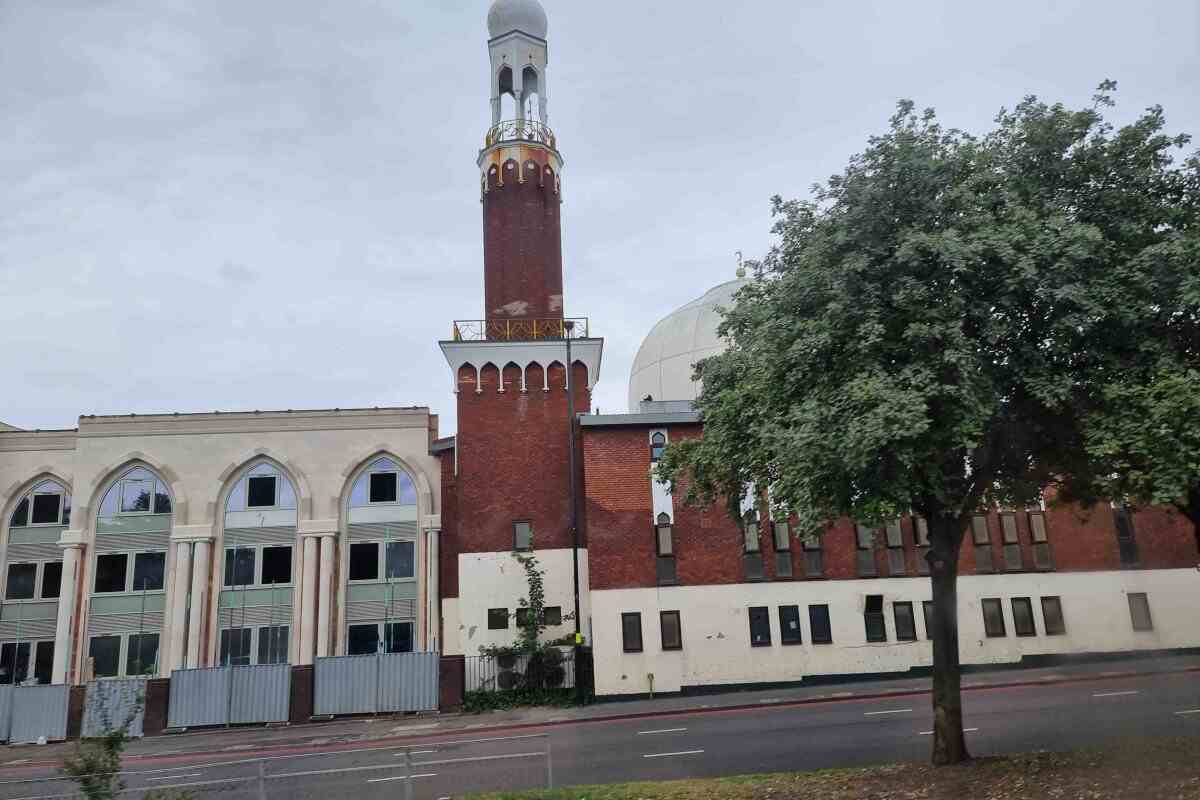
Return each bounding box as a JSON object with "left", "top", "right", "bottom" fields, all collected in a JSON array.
[{"left": 487, "top": 0, "right": 548, "bottom": 40}]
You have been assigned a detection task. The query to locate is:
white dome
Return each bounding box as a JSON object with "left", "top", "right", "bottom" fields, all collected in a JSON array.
[
  {"left": 628, "top": 278, "right": 751, "bottom": 411},
  {"left": 488, "top": 0, "right": 548, "bottom": 39}
]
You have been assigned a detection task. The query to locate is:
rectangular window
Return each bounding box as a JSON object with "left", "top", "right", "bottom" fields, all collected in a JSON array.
[
  {"left": 773, "top": 522, "right": 793, "bottom": 578},
  {"left": 864, "top": 595, "right": 886, "bottom": 643},
  {"left": 246, "top": 475, "right": 277, "bottom": 508},
  {"left": 972, "top": 515, "right": 994, "bottom": 572},
  {"left": 132, "top": 552, "right": 165, "bottom": 592},
  {"left": 261, "top": 546, "right": 293, "bottom": 585},
  {"left": 384, "top": 622, "right": 413, "bottom": 653},
  {"left": 485, "top": 607, "right": 507, "bottom": 630},
  {"left": 257, "top": 626, "right": 290, "bottom": 664},
  {"left": 385, "top": 540, "right": 415, "bottom": 579},
  {"left": 89, "top": 636, "right": 121, "bottom": 678},
  {"left": 219, "top": 628, "right": 252, "bottom": 666},
  {"left": 41, "top": 562, "right": 63, "bottom": 599},
  {"left": 120, "top": 480, "right": 153, "bottom": 514},
  {"left": 349, "top": 542, "right": 379, "bottom": 581},
  {"left": 1029, "top": 512, "right": 1053, "bottom": 570},
  {"left": 369, "top": 472, "right": 398, "bottom": 503},
  {"left": 1114, "top": 507, "right": 1139, "bottom": 566},
  {"left": 1001, "top": 513, "right": 1022, "bottom": 570},
  {"left": 656, "top": 518, "right": 677, "bottom": 584},
  {"left": 30, "top": 493, "right": 62, "bottom": 525},
  {"left": 0, "top": 642, "right": 31, "bottom": 685},
  {"left": 915, "top": 517, "right": 931, "bottom": 575},
  {"left": 515, "top": 607, "right": 531, "bottom": 628},
  {"left": 33, "top": 641, "right": 54, "bottom": 685},
  {"left": 809, "top": 604, "right": 833, "bottom": 644},
  {"left": 922, "top": 600, "right": 935, "bottom": 640},
  {"left": 153, "top": 490, "right": 171, "bottom": 515},
  {"left": 981, "top": 598, "right": 1006, "bottom": 637},
  {"left": 885, "top": 520, "right": 906, "bottom": 576},
  {"left": 773, "top": 522, "right": 791, "bottom": 551},
  {"left": 5, "top": 563, "right": 36, "bottom": 600},
  {"left": 1128, "top": 593, "right": 1153, "bottom": 631},
  {"left": 893, "top": 601, "right": 917, "bottom": 641},
  {"left": 621, "top": 612, "right": 643, "bottom": 653},
  {"left": 656, "top": 555, "right": 677, "bottom": 585},
  {"left": 748, "top": 606, "right": 772, "bottom": 646},
  {"left": 779, "top": 605, "right": 802, "bottom": 645},
  {"left": 513, "top": 521, "right": 533, "bottom": 551},
  {"left": 660, "top": 610, "right": 682, "bottom": 651},
  {"left": 126, "top": 633, "right": 159, "bottom": 676},
  {"left": 743, "top": 516, "right": 760, "bottom": 553},
  {"left": 856, "top": 525, "right": 877, "bottom": 576},
  {"left": 94, "top": 554, "right": 129, "bottom": 593},
  {"left": 543, "top": 606, "right": 562, "bottom": 626},
  {"left": 348, "top": 623, "right": 380, "bottom": 655},
  {"left": 656, "top": 521, "right": 673, "bottom": 556},
  {"left": 803, "top": 534, "right": 823, "bottom": 577},
  {"left": 1041, "top": 596, "right": 1066, "bottom": 635},
  {"left": 225, "top": 548, "right": 256, "bottom": 587},
  {"left": 1011, "top": 598, "right": 1036, "bottom": 637}
]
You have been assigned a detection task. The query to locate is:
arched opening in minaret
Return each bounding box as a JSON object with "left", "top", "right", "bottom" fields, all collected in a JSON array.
[
  {"left": 521, "top": 66, "right": 541, "bottom": 122},
  {"left": 497, "top": 66, "right": 516, "bottom": 120}
]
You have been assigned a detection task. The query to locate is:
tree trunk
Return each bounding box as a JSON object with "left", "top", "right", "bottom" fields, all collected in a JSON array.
[
  {"left": 927, "top": 513, "right": 969, "bottom": 765},
  {"left": 1184, "top": 485, "right": 1200, "bottom": 557}
]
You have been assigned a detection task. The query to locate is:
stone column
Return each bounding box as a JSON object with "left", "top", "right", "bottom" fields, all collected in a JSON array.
[
  {"left": 299, "top": 536, "right": 318, "bottom": 665},
  {"left": 187, "top": 540, "right": 211, "bottom": 668},
  {"left": 51, "top": 537, "right": 83, "bottom": 684},
  {"left": 425, "top": 529, "right": 440, "bottom": 653},
  {"left": 316, "top": 535, "right": 334, "bottom": 658},
  {"left": 167, "top": 541, "right": 192, "bottom": 671}
]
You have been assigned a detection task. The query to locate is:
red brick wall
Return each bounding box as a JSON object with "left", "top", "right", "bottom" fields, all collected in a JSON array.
[
  {"left": 438, "top": 448, "right": 459, "bottom": 599},
  {"left": 483, "top": 160, "right": 563, "bottom": 320}
]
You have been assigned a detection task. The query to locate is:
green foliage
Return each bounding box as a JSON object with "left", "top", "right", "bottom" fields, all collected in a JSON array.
[
  {"left": 463, "top": 687, "right": 578, "bottom": 713},
  {"left": 62, "top": 693, "right": 141, "bottom": 800}
]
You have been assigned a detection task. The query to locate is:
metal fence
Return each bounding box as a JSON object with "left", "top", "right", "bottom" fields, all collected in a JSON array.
[
  {"left": 466, "top": 646, "right": 575, "bottom": 693},
  {"left": 167, "top": 663, "right": 290, "bottom": 729},
  {"left": 0, "top": 683, "right": 69, "bottom": 744},
  {"left": 82, "top": 678, "right": 146, "bottom": 739},
  {"left": 314, "top": 651, "right": 438, "bottom": 716}
]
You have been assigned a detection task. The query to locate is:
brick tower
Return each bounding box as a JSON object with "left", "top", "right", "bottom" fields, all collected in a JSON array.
[{"left": 435, "top": 0, "right": 603, "bottom": 657}]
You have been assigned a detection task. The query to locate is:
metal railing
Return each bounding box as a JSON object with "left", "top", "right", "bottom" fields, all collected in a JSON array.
[
  {"left": 466, "top": 647, "right": 576, "bottom": 692},
  {"left": 452, "top": 317, "right": 589, "bottom": 342},
  {"left": 484, "top": 118, "right": 557, "bottom": 149}
]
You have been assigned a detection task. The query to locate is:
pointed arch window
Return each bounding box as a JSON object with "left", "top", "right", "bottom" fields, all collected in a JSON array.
[
  {"left": 98, "top": 467, "right": 171, "bottom": 518},
  {"left": 9, "top": 480, "right": 70, "bottom": 528},
  {"left": 650, "top": 432, "right": 666, "bottom": 462},
  {"left": 349, "top": 458, "right": 418, "bottom": 508}
]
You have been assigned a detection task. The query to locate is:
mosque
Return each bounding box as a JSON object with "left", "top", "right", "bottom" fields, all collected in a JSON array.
[{"left": 1, "top": 0, "right": 1196, "bottom": 702}]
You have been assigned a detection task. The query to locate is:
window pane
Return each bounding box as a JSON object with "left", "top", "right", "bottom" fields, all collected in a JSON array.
[
  {"left": 5, "top": 563, "right": 36, "bottom": 600},
  {"left": 89, "top": 636, "right": 121, "bottom": 678},
  {"left": 923, "top": 600, "right": 935, "bottom": 640},
  {"left": 1128, "top": 593, "right": 1153, "bottom": 631},
  {"left": 915, "top": 517, "right": 930, "bottom": 546},
  {"left": 41, "top": 562, "right": 63, "bottom": 599},
  {"left": 132, "top": 552, "right": 165, "bottom": 591},
  {"left": 748, "top": 606, "right": 771, "bottom": 646},
  {"left": 348, "top": 624, "right": 380, "bottom": 655},
  {"left": 855, "top": 525, "right": 875, "bottom": 549},
  {"left": 1001, "top": 514, "right": 1019, "bottom": 544},
  {"left": 246, "top": 476, "right": 276, "bottom": 508},
  {"left": 650, "top": 432, "right": 666, "bottom": 461},
  {"left": 487, "top": 608, "right": 509, "bottom": 630},
  {"left": 864, "top": 595, "right": 886, "bottom": 643},
  {"left": 513, "top": 521, "right": 533, "bottom": 551},
  {"left": 656, "top": 556, "right": 677, "bottom": 585},
  {"left": 121, "top": 480, "right": 153, "bottom": 513},
  {"left": 385, "top": 541, "right": 415, "bottom": 579},
  {"left": 94, "top": 554, "right": 128, "bottom": 593},
  {"left": 1012, "top": 598, "right": 1036, "bottom": 636},
  {"left": 33, "top": 642, "right": 54, "bottom": 685},
  {"left": 1029, "top": 512, "right": 1048, "bottom": 542},
  {"left": 1041, "top": 596, "right": 1066, "bottom": 635},
  {"left": 10, "top": 498, "right": 28, "bottom": 528},
  {"left": 349, "top": 543, "right": 379, "bottom": 581},
  {"left": 369, "top": 473, "right": 398, "bottom": 503},
  {"left": 971, "top": 515, "right": 990, "bottom": 545},
  {"left": 773, "top": 522, "right": 790, "bottom": 551},
  {"left": 153, "top": 485, "right": 171, "bottom": 515},
  {"left": 543, "top": 606, "right": 562, "bottom": 626},
  {"left": 126, "top": 634, "right": 159, "bottom": 676},
  {"left": 30, "top": 494, "right": 61, "bottom": 525},
  {"left": 261, "top": 546, "right": 292, "bottom": 585},
  {"left": 515, "top": 608, "right": 531, "bottom": 629},
  {"left": 885, "top": 520, "right": 902, "bottom": 548},
  {"left": 225, "top": 548, "right": 256, "bottom": 587},
  {"left": 0, "top": 643, "right": 31, "bottom": 685},
  {"left": 809, "top": 605, "right": 832, "bottom": 644},
  {"left": 982, "top": 598, "right": 1006, "bottom": 637},
  {"left": 621, "top": 612, "right": 643, "bottom": 652},
  {"left": 975, "top": 543, "right": 994, "bottom": 573},
  {"left": 894, "top": 602, "right": 916, "bottom": 641},
  {"left": 779, "top": 605, "right": 802, "bottom": 645},
  {"left": 660, "top": 611, "right": 682, "bottom": 650},
  {"left": 656, "top": 524, "right": 673, "bottom": 556},
  {"left": 219, "top": 628, "right": 252, "bottom": 666},
  {"left": 743, "top": 520, "right": 760, "bottom": 553},
  {"left": 257, "top": 626, "right": 290, "bottom": 664},
  {"left": 385, "top": 622, "right": 413, "bottom": 653}
]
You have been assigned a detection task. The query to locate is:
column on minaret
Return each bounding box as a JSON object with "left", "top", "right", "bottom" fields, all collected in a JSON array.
[{"left": 51, "top": 537, "right": 82, "bottom": 684}]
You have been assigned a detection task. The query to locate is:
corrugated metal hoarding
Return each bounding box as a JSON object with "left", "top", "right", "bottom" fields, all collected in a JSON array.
[
  {"left": 229, "top": 663, "right": 290, "bottom": 724},
  {"left": 168, "top": 667, "right": 231, "bottom": 728},
  {"left": 168, "top": 664, "right": 291, "bottom": 728},
  {"left": 82, "top": 678, "right": 146, "bottom": 739},
  {"left": 7, "top": 684, "right": 69, "bottom": 743},
  {"left": 315, "top": 652, "right": 438, "bottom": 716},
  {"left": 378, "top": 652, "right": 439, "bottom": 713}
]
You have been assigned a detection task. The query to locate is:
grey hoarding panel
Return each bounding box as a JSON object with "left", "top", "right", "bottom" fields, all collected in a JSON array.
[
  {"left": 314, "top": 654, "right": 378, "bottom": 716},
  {"left": 230, "top": 664, "right": 290, "bottom": 724},
  {"left": 168, "top": 667, "right": 231, "bottom": 728},
  {"left": 9, "top": 685, "right": 69, "bottom": 743},
  {"left": 378, "top": 652, "right": 439, "bottom": 712},
  {"left": 82, "top": 679, "right": 146, "bottom": 739},
  {"left": 0, "top": 686, "right": 12, "bottom": 739}
]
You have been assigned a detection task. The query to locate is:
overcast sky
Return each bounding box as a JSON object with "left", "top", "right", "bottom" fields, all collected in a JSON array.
[{"left": 3, "top": 0, "right": 1198, "bottom": 432}]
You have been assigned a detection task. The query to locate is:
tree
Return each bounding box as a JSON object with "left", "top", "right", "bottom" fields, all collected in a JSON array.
[{"left": 656, "top": 85, "right": 1198, "bottom": 765}]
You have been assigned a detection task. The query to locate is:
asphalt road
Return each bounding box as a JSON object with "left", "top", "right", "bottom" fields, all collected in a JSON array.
[{"left": 2, "top": 670, "right": 1198, "bottom": 799}]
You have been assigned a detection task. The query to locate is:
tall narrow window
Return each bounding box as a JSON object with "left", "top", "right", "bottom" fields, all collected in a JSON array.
[
  {"left": 742, "top": 511, "right": 764, "bottom": 581},
  {"left": 1001, "top": 513, "right": 1023, "bottom": 571},
  {"left": 225, "top": 548, "right": 257, "bottom": 587},
  {"left": 385, "top": 541, "right": 415, "bottom": 579},
  {"left": 864, "top": 595, "right": 886, "bottom": 643},
  {"left": 773, "top": 521, "right": 793, "bottom": 578},
  {"left": 132, "top": 552, "right": 165, "bottom": 592},
  {"left": 885, "top": 520, "right": 906, "bottom": 576},
  {"left": 809, "top": 604, "right": 833, "bottom": 644},
  {"left": 33, "top": 642, "right": 54, "bottom": 684},
  {"left": 220, "top": 629, "right": 252, "bottom": 666},
  {"left": 972, "top": 515, "right": 994, "bottom": 573},
  {"left": 856, "top": 525, "right": 877, "bottom": 576},
  {"left": 258, "top": 626, "right": 290, "bottom": 664},
  {"left": 655, "top": 513, "right": 676, "bottom": 585},
  {"left": 0, "top": 643, "right": 31, "bottom": 684},
  {"left": 1029, "top": 511, "right": 1053, "bottom": 570},
  {"left": 1127, "top": 593, "right": 1153, "bottom": 631},
  {"left": 659, "top": 611, "right": 682, "bottom": 651},
  {"left": 649, "top": 432, "right": 666, "bottom": 462},
  {"left": 126, "top": 634, "right": 160, "bottom": 676},
  {"left": 748, "top": 606, "right": 771, "bottom": 646},
  {"left": 1011, "top": 598, "right": 1036, "bottom": 636},
  {"left": 803, "top": 533, "right": 824, "bottom": 577},
  {"left": 384, "top": 622, "right": 413, "bottom": 653},
  {"left": 779, "top": 605, "right": 802, "bottom": 645},
  {"left": 41, "top": 562, "right": 63, "bottom": 599},
  {"left": 261, "top": 546, "right": 293, "bottom": 585},
  {"left": 742, "top": 512, "right": 760, "bottom": 553},
  {"left": 1041, "top": 596, "right": 1066, "bottom": 635},
  {"left": 513, "top": 521, "right": 533, "bottom": 551},
  {"left": 89, "top": 637, "right": 121, "bottom": 678},
  {"left": 1114, "top": 506, "right": 1139, "bottom": 566},
  {"left": 915, "top": 517, "right": 931, "bottom": 575},
  {"left": 893, "top": 601, "right": 917, "bottom": 641},
  {"left": 5, "top": 563, "right": 36, "bottom": 600},
  {"left": 622, "top": 612, "right": 643, "bottom": 653},
  {"left": 981, "top": 598, "right": 1006, "bottom": 637},
  {"left": 94, "top": 554, "right": 129, "bottom": 593},
  {"left": 9, "top": 498, "right": 29, "bottom": 528},
  {"left": 348, "top": 543, "right": 379, "bottom": 581}
]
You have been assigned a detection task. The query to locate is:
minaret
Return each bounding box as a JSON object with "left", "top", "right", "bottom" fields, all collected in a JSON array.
[{"left": 436, "top": 0, "right": 603, "bottom": 656}]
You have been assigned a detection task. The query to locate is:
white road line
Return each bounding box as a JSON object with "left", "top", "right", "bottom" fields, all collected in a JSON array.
[
  {"left": 637, "top": 728, "right": 688, "bottom": 735},
  {"left": 1092, "top": 690, "right": 1139, "bottom": 698},
  {"left": 864, "top": 708, "right": 913, "bottom": 716},
  {"left": 1175, "top": 709, "right": 1200, "bottom": 716},
  {"left": 643, "top": 750, "right": 705, "bottom": 759},
  {"left": 414, "top": 752, "right": 543, "bottom": 768},
  {"left": 919, "top": 728, "right": 978, "bottom": 735},
  {"left": 145, "top": 773, "right": 202, "bottom": 781},
  {"left": 367, "top": 773, "right": 437, "bottom": 784},
  {"left": 396, "top": 750, "right": 438, "bottom": 756}
]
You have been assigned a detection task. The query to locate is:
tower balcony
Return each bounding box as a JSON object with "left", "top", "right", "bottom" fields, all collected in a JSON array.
[
  {"left": 451, "top": 317, "right": 589, "bottom": 342},
  {"left": 483, "top": 119, "right": 557, "bottom": 150}
]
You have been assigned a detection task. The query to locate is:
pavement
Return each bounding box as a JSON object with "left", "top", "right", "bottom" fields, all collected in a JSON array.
[{"left": 0, "top": 654, "right": 1197, "bottom": 798}]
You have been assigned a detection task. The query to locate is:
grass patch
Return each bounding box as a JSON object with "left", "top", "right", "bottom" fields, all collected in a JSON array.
[{"left": 467, "top": 736, "right": 1200, "bottom": 799}]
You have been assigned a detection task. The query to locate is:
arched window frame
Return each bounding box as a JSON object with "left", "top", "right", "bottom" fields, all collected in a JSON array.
[
  {"left": 8, "top": 479, "right": 71, "bottom": 529},
  {"left": 98, "top": 467, "right": 172, "bottom": 518},
  {"left": 650, "top": 432, "right": 666, "bottom": 462}
]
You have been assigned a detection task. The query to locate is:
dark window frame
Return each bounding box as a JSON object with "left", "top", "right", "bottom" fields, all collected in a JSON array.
[
  {"left": 659, "top": 610, "right": 682, "bottom": 651},
  {"left": 981, "top": 597, "right": 1006, "bottom": 638},
  {"left": 809, "top": 604, "right": 833, "bottom": 644},
  {"left": 1041, "top": 596, "right": 1066, "bottom": 635},
  {"left": 748, "top": 606, "right": 772, "bottom": 647},
  {"left": 779, "top": 604, "right": 802, "bottom": 645},
  {"left": 855, "top": 525, "right": 878, "bottom": 577},
  {"left": 245, "top": 475, "right": 278, "bottom": 509},
  {"left": 513, "top": 520, "right": 533, "bottom": 552},
  {"left": 649, "top": 431, "right": 667, "bottom": 462},
  {"left": 1128, "top": 592, "right": 1153, "bottom": 631},
  {"left": 864, "top": 595, "right": 887, "bottom": 643},
  {"left": 5, "top": 563, "right": 37, "bottom": 600},
  {"left": 487, "top": 608, "right": 509, "bottom": 630},
  {"left": 1011, "top": 597, "right": 1037, "bottom": 637},
  {"left": 94, "top": 553, "right": 130, "bottom": 594},
  {"left": 621, "top": 612, "right": 644, "bottom": 653},
  {"left": 893, "top": 601, "right": 917, "bottom": 641},
  {"left": 368, "top": 471, "right": 399, "bottom": 504}
]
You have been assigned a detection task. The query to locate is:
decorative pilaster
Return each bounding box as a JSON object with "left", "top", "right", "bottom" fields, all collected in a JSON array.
[
  {"left": 51, "top": 533, "right": 83, "bottom": 684},
  {"left": 167, "top": 541, "right": 192, "bottom": 671},
  {"left": 298, "top": 535, "right": 319, "bottom": 664},
  {"left": 316, "top": 535, "right": 335, "bottom": 658},
  {"left": 187, "top": 540, "right": 211, "bottom": 668}
]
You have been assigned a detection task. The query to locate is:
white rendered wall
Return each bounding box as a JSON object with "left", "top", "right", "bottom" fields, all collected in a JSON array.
[
  {"left": 590, "top": 568, "right": 1200, "bottom": 696},
  {"left": 455, "top": 548, "right": 588, "bottom": 655}
]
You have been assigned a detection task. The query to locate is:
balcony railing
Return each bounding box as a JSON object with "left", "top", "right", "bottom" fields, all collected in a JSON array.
[
  {"left": 484, "top": 119, "right": 557, "bottom": 150},
  {"left": 452, "top": 317, "right": 589, "bottom": 342}
]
